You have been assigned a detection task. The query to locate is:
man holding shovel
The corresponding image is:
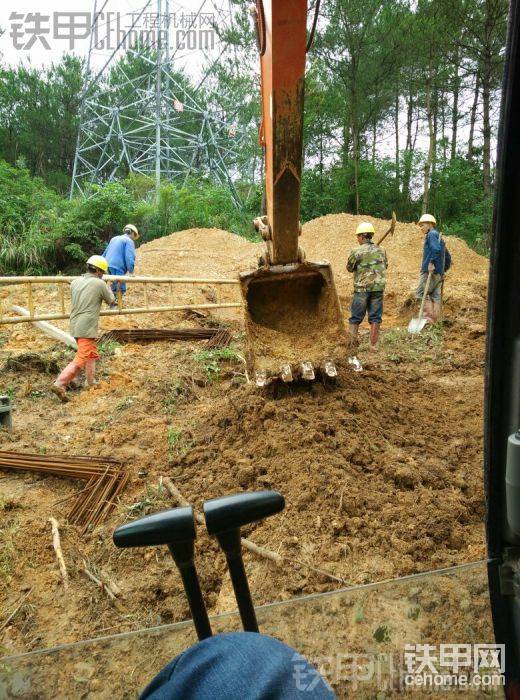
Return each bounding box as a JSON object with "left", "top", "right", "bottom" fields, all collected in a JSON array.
[{"left": 415, "top": 214, "right": 451, "bottom": 324}]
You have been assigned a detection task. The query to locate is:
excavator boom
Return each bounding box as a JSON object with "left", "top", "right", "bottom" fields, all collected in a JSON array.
[{"left": 240, "top": 0, "right": 346, "bottom": 385}]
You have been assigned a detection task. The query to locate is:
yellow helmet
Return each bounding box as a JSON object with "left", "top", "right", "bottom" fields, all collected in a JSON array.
[
  {"left": 124, "top": 224, "right": 140, "bottom": 240},
  {"left": 356, "top": 222, "right": 375, "bottom": 236},
  {"left": 87, "top": 255, "right": 109, "bottom": 273},
  {"left": 418, "top": 214, "right": 436, "bottom": 226}
]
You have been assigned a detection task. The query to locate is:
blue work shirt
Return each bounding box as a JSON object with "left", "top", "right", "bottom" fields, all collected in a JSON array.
[
  {"left": 102, "top": 234, "right": 136, "bottom": 275},
  {"left": 421, "top": 228, "right": 449, "bottom": 274}
]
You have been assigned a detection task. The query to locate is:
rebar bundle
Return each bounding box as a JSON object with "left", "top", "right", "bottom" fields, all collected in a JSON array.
[
  {"left": 100, "top": 328, "right": 233, "bottom": 347},
  {"left": 0, "top": 451, "right": 128, "bottom": 534}
]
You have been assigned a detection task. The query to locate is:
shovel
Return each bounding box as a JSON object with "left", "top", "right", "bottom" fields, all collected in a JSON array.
[{"left": 408, "top": 270, "right": 433, "bottom": 334}]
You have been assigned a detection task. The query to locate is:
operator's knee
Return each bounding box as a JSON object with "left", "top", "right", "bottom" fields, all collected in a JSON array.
[{"left": 141, "top": 632, "right": 335, "bottom": 699}]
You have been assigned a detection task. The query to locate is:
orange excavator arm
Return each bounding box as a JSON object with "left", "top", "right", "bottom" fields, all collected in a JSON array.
[
  {"left": 254, "top": 0, "right": 307, "bottom": 265},
  {"left": 240, "top": 0, "right": 346, "bottom": 385}
]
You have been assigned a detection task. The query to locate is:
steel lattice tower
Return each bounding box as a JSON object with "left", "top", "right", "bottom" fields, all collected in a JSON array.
[{"left": 70, "top": 0, "right": 247, "bottom": 204}]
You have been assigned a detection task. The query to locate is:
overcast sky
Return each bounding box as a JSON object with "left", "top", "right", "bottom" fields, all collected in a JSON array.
[{"left": 0, "top": 0, "right": 497, "bottom": 164}]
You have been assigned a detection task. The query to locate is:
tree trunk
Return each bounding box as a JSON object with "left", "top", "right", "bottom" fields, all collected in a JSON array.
[
  {"left": 319, "top": 117, "right": 324, "bottom": 194},
  {"left": 467, "top": 73, "right": 480, "bottom": 161},
  {"left": 372, "top": 121, "right": 376, "bottom": 165},
  {"left": 482, "top": 63, "right": 492, "bottom": 197},
  {"left": 353, "top": 128, "right": 360, "bottom": 214},
  {"left": 395, "top": 91, "right": 400, "bottom": 189},
  {"left": 342, "top": 117, "right": 351, "bottom": 210},
  {"left": 441, "top": 89, "right": 447, "bottom": 169},
  {"left": 402, "top": 87, "right": 414, "bottom": 204},
  {"left": 422, "top": 74, "right": 435, "bottom": 214},
  {"left": 451, "top": 50, "right": 460, "bottom": 160}
]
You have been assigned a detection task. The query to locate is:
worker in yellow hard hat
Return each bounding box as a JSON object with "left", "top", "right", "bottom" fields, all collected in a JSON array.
[
  {"left": 346, "top": 222, "right": 388, "bottom": 351},
  {"left": 416, "top": 214, "right": 452, "bottom": 323},
  {"left": 51, "top": 256, "right": 114, "bottom": 402},
  {"left": 102, "top": 224, "right": 140, "bottom": 299}
]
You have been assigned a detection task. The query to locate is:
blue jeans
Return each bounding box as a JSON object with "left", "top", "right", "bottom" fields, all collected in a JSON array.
[
  {"left": 141, "top": 632, "right": 335, "bottom": 699},
  {"left": 349, "top": 291, "right": 383, "bottom": 325},
  {"left": 109, "top": 267, "right": 126, "bottom": 294}
]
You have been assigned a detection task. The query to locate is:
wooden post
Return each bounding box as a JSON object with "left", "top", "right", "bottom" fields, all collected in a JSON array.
[
  {"left": 26, "top": 284, "right": 34, "bottom": 318},
  {"left": 59, "top": 284, "right": 66, "bottom": 315}
]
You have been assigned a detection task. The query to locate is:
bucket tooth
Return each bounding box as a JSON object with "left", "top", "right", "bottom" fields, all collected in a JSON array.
[
  {"left": 322, "top": 360, "right": 337, "bottom": 378},
  {"left": 348, "top": 356, "right": 363, "bottom": 373},
  {"left": 300, "top": 362, "right": 315, "bottom": 381},
  {"left": 255, "top": 370, "right": 269, "bottom": 387},
  {"left": 280, "top": 364, "right": 293, "bottom": 382}
]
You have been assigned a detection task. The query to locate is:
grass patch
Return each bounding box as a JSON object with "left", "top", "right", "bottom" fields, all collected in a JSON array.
[
  {"left": 381, "top": 325, "right": 444, "bottom": 364},
  {"left": 373, "top": 624, "right": 392, "bottom": 643},
  {"left": 115, "top": 396, "right": 134, "bottom": 411},
  {"left": 125, "top": 484, "right": 169, "bottom": 518},
  {"left": 163, "top": 380, "right": 191, "bottom": 414},
  {"left": 3, "top": 386, "right": 16, "bottom": 401},
  {"left": 193, "top": 346, "right": 242, "bottom": 382},
  {"left": 166, "top": 426, "right": 191, "bottom": 461},
  {"left": 98, "top": 339, "right": 121, "bottom": 357}
]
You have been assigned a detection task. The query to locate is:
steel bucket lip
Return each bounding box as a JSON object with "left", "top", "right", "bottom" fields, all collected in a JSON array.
[{"left": 239, "top": 261, "right": 335, "bottom": 289}]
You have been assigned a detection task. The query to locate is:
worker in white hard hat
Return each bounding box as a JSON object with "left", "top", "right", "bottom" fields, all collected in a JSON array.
[
  {"left": 346, "top": 222, "right": 388, "bottom": 351},
  {"left": 102, "top": 224, "right": 140, "bottom": 299},
  {"left": 416, "top": 214, "right": 452, "bottom": 323},
  {"left": 51, "top": 256, "right": 114, "bottom": 402}
]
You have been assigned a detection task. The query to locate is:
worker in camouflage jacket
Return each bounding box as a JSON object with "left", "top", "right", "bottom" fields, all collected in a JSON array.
[{"left": 347, "top": 222, "right": 388, "bottom": 351}]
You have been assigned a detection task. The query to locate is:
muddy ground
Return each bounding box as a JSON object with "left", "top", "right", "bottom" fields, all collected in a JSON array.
[{"left": 0, "top": 214, "right": 492, "bottom": 696}]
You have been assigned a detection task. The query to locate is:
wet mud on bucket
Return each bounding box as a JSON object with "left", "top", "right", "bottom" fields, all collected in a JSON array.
[{"left": 240, "top": 262, "right": 347, "bottom": 376}]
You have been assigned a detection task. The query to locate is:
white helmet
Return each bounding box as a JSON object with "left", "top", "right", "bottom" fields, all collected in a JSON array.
[{"left": 418, "top": 214, "right": 436, "bottom": 226}]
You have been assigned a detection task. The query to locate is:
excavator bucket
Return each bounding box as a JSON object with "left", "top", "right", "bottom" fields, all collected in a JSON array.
[{"left": 240, "top": 261, "right": 347, "bottom": 385}]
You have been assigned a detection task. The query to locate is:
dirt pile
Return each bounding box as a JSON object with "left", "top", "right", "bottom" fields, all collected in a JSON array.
[
  {"left": 300, "top": 213, "right": 488, "bottom": 304},
  {"left": 167, "top": 352, "right": 485, "bottom": 590},
  {"left": 134, "top": 215, "right": 488, "bottom": 325}
]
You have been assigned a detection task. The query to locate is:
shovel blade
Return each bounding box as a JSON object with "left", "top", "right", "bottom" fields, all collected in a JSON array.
[{"left": 408, "top": 317, "right": 428, "bottom": 334}]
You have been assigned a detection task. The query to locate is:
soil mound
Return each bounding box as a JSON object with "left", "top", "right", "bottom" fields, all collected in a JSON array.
[
  {"left": 135, "top": 215, "right": 488, "bottom": 322},
  {"left": 168, "top": 355, "right": 485, "bottom": 587},
  {"left": 300, "top": 213, "right": 488, "bottom": 302}
]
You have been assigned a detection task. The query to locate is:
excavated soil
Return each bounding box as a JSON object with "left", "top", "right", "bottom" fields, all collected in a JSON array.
[
  {"left": 243, "top": 265, "right": 347, "bottom": 373},
  {"left": 0, "top": 214, "right": 492, "bottom": 697}
]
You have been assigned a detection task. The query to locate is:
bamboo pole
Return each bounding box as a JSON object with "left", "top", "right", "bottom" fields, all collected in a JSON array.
[
  {"left": 1, "top": 302, "right": 243, "bottom": 325},
  {"left": 0, "top": 276, "right": 239, "bottom": 285},
  {"left": 26, "top": 283, "right": 34, "bottom": 318},
  {"left": 144, "top": 282, "right": 149, "bottom": 309},
  {"left": 59, "top": 284, "right": 66, "bottom": 314},
  {"left": 11, "top": 305, "right": 78, "bottom": 349}
]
